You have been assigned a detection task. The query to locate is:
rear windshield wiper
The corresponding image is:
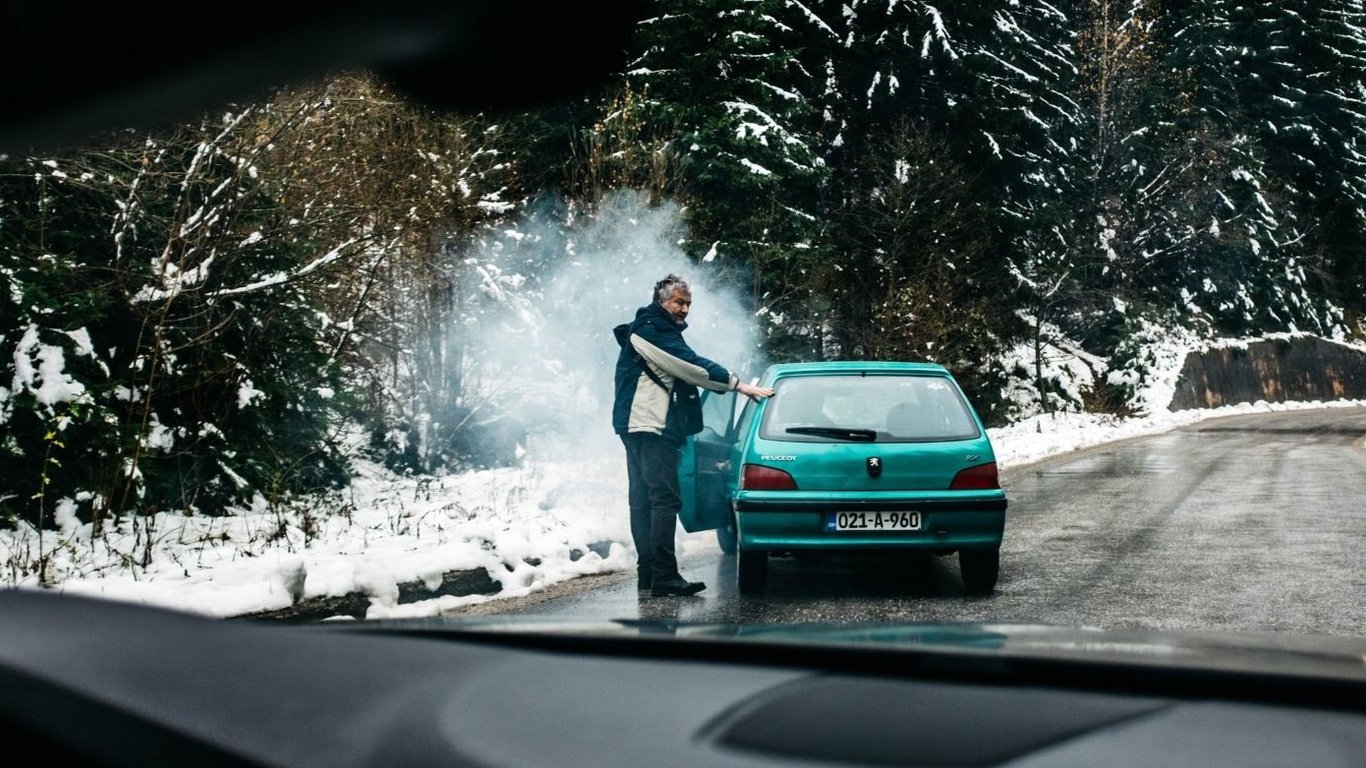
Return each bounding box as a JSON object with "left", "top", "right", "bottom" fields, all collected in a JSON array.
[{"left": 785, "top": 426, "right": 878, "bottom": 442}]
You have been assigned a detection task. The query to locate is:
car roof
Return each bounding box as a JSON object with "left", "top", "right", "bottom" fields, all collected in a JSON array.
[{"left": 764, "top": 361, "right": 953, "bottom": 378}]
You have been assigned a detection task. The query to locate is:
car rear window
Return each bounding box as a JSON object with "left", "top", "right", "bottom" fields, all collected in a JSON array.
[{"left": 758, "top": 374, "right": 981, "bottom": 443}]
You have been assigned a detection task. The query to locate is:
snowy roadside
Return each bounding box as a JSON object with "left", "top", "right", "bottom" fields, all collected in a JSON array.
[{"left": 4, "top": 398, "right": 1364, "bottom": 621}]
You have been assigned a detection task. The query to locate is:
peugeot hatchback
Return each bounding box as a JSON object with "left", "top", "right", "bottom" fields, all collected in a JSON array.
[{"left": 679, "top": 361, "right": 1007, "bottom": 594}]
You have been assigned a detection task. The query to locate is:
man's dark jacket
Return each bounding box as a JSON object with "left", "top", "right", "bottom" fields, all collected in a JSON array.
[{"left": 613, "top": 302, "right": 739, "bottom": 444}]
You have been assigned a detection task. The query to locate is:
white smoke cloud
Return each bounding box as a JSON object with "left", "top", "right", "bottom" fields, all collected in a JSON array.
[{"left": 460, "top": 189, "right": 769, "bottom": 462}]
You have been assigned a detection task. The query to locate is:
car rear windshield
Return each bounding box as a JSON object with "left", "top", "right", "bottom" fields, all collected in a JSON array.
[{"left": 758, "top": 374, "right": 982, "bottom": 443}]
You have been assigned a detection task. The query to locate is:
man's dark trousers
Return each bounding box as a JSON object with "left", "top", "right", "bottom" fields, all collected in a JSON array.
[{"left": 621, "top": 431, "right": 684, "bottom": 583}]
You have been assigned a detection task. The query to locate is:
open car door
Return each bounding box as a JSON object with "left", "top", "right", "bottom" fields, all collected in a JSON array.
[{"left": 678, "top": 388, "right": 740, "bottom": 550}]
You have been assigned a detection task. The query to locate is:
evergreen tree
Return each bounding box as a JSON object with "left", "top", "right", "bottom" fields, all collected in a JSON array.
[
  {"left": 1313, "top": 0, "right": 1366, "bottom": 319},
  {"left": 1156, "top": 0, "right": 1320, "bottom": 337},
  {"left": 1062, "top": 0, "right": 1277, "bottom": 342},
  {"left": 960, "top": 1, "right": 1086, "bottom": 412},
  {"left": 813, "top": 0, "right": 1010, "bottom": 400},
  {"left": 625, "top": 0, "right": 830, "bottom": 357},
  {"left": 1233, "top": 0, "right": 1366, "bottom": 328},
  {"left": 0, "top": 121, "right": 352, "bottom": 529}
]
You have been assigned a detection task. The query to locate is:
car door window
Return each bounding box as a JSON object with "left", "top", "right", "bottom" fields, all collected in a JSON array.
[{"left": 700, "top": 388, "right": 738, "bottom": 440}]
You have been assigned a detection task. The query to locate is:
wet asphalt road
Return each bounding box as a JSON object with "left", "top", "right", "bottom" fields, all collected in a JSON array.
[{"left": 456, "top": 407, "right": 1366, "bottom": 637}]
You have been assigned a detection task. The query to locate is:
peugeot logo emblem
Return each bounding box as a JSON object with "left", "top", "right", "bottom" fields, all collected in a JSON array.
[{"left": 866, "top": 456, "right": 882, "bottom": 477}]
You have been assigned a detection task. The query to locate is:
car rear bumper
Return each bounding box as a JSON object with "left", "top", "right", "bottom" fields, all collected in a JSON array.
[{"left": 735, "top": 500, "right": 1005, "bottom": 551}]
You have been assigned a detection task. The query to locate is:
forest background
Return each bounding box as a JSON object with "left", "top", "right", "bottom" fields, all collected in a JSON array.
[{"left": 2, "top": 0, "right": 1365, "bottom": 547}]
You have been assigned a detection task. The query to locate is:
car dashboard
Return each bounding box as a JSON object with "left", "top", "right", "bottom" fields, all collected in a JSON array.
[{"left": 2, "top": 590, "right": 1364, "bottom": 768}]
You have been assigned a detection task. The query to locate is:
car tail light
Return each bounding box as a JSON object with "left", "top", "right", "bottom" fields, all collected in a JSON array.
[
  {"left": 742, "top": 464, "right": 798, "bottom": 490},
  {"left": 950, "top": 462, "right": 999, "bottom": 490}
]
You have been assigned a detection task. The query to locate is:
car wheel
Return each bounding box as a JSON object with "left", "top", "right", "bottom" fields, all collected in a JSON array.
[
  {"left": 959, "top": 548, "right": 999, "bottom": 595},
  {"left": 737, "top": 549, "right": 767, "bottom": 594},
  {"left": 716, "top": 521, "right": 737, "bottom": 554}
]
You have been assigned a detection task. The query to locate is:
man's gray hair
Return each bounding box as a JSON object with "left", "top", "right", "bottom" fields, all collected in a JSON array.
[{"left": 653, "top": 273, "right": 690, "bottom": 304}]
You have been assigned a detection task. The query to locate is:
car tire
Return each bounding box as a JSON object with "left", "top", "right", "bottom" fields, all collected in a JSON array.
[
  {"left": 716, "top": 521, "right": 737, "bottom": 554},
  {"left": 737, "top": 549, "right": 767, "bottom": 594},
  {"left": 959, "top": 548, "right": 999, "bottom": 595}
]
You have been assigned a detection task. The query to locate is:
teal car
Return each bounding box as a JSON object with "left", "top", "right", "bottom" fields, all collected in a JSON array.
[{"left": 679, "top": 361, "right": 1007, "bottom": 594}]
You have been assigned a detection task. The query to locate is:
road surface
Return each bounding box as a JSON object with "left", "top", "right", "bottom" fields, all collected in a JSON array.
[{"left": 444, "top": 407, "right": 1366, "bottom": 638}]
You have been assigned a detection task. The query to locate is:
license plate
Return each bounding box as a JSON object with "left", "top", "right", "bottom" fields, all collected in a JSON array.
[{"left": 828, "top": 511, "right": 922, "bottom": 531}]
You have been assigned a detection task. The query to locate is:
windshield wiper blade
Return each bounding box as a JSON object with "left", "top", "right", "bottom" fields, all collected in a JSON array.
[{"left": 785, "top": 426, "right": 878, "bottom": 442}]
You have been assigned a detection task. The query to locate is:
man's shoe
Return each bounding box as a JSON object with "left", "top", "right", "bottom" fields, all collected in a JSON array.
[
  {"left": 637, "top": 575, "right": 651, "bottom": 590},
  {"left": 650, "top": 579, "right": 706, "bottom": 597}
]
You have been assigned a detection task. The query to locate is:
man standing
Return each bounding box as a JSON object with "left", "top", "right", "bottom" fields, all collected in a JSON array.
[{"left": 613, "top": 274, "right": 773, "bottom": 596}]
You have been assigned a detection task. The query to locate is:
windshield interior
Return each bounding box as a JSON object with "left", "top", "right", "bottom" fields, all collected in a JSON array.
[
  {"left": 4, "top": 5, "right": 1366, "bottom": 767},
  {"left": 2, "top": 0, "right": 1365, "bottom": 673}
]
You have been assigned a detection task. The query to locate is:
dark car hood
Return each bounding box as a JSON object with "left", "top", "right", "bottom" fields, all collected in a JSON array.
[{"left": 351, "top": 616, "right": 1366, "bottom": 687}]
